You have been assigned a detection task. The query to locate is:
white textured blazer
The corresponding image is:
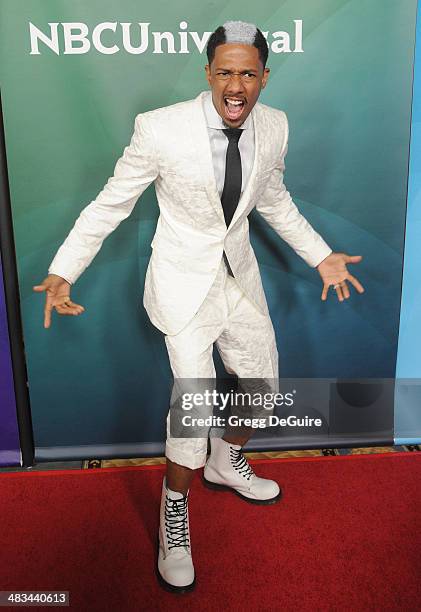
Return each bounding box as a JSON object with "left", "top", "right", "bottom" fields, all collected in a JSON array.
[{"left": 48, "top": 90, "right": 332, "bottom": 335}]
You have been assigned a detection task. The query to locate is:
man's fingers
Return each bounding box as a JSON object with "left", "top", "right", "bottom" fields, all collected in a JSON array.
[
  {"left": 54, "top": 302, "right": 84, "bottom": 315},
  {"left": 346, "top": 273, "right": 365, "bottom": 293},
  {"left": 340, "top": 281, "right": 350, "bottom": 299},
  {"left": 44, "top": 302, "right": 53, "bottom": 329},
  {"left": 54, "top": 304, "right": 74, "bottom": 315},
  {"left": 322, "top": 277, "right": 362, "bottom": 303},
  {"left": 33, "top": 284, "right": 47, "bottom": 292},
  {"left": 43, "top": 297, "right": 85, "bottom": 328},
  {"left": 344, "top": 255, "right": 363, "bottom": 264},
  {"left": 65, "top": 299, "right": 85, "bottom": 312}
]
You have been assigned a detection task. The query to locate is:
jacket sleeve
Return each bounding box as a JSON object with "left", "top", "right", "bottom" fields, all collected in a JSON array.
[
  {"left": 255, "top": 112, "right": 332, "bottom": 268},
  {"left": 48, "top": 113, "right": 159, "bottom": 284}
]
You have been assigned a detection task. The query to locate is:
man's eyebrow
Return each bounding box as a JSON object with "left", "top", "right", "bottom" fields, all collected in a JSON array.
[{"left": 215, "top": 67, "right": 258, "bottom": 73}]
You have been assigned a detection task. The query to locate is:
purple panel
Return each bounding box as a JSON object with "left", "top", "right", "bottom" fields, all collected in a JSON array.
[{"left": 0, "top": 250, "right": 20, "bottom": 465}]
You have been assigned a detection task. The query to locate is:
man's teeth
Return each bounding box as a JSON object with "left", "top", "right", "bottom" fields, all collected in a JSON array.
[{"left": 226, "top": 99, "right": 244, "bottom": 106}]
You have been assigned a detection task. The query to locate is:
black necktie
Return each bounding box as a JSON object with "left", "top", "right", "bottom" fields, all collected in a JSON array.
[
  {"left": 221, "top": 128, "right": 242, "bottom": 276},
  {"left": 221, "top": 128, "right": 243, "bottom": 227}
]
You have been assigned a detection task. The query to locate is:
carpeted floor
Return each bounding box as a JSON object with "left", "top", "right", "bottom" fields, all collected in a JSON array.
[{"left": 1, "top": 452, "right": 420, "bottom": 611}]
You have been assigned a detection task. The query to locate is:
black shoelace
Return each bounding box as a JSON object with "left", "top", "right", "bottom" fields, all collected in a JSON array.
[
  {"left": 229, "top": 447, "right": 255, "bottom": 481},
  {"left": 165, "top": 496, "right": 190, "bottom": 550}
]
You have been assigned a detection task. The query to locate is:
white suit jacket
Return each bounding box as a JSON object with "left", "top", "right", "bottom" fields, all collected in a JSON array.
[{"left": 48, "top": 90, "right": 332, "bottom": 335}]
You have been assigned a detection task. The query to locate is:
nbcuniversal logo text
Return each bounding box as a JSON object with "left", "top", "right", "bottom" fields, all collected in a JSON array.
[{"left": 28, "top": 20, "right": 304, "bottom": 55}]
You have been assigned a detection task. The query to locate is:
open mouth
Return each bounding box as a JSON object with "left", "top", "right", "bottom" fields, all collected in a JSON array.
[{"left": 224, "top": 97, "right": 246, "bottom": 122}]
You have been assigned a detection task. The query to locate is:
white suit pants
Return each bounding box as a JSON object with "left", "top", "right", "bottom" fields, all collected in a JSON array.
[{"left": 164, "top": 259, "right": 279, "bottom": 469}]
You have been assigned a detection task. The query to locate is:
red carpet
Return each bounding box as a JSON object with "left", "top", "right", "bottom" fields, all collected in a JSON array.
[{"left": 1, "top": 453, "right": 420, "bottom": 611}]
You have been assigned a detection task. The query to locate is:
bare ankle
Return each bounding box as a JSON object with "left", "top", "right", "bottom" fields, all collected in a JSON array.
[{"left": 166, "top": 458, "right": 195, "bottom": 495}]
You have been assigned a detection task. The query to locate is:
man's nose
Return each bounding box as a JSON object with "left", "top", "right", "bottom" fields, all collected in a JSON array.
[{"left": 226, "top": 74, "right": 245, "bottom": 93}]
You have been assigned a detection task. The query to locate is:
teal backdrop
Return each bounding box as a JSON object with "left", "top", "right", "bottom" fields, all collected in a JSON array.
[{"left": 0, "top": 0, "right": 417, "bottom": 458}]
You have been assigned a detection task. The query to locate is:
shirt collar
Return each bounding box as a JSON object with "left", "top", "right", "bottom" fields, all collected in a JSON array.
[{"left": 203, "top": 90, "right": 252, "bottom": 130}]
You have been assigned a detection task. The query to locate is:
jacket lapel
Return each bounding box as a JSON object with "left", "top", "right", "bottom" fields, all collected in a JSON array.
[{"left": 189, "top": 92, "right": 226, "bottom": 224}]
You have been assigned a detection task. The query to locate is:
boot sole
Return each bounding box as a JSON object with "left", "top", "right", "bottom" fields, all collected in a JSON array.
[
  {"left": 156, "top": 566, "right": 196, "bottom": 594},
  {"left": 156, "top": 538, "right": 196, "bottom": 594},
  {"left": 202, "top": 476, "right": 282, "bottom": 505}
]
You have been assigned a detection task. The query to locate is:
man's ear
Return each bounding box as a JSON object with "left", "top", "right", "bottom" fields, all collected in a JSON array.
[
  {"left": 205, "top": 64, "right": 211, "bottom": 86},
  {"left": 261, "top": 67, "right": 270, "bottom": 88}
]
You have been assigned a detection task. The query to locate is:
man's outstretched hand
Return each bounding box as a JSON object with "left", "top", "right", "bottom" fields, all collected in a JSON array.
[
  {"left": 317, "top": 253, "right": 365, "bottom": 302},
  {"left": 33, "top": 274, "right": 85, "bottom": 328}
]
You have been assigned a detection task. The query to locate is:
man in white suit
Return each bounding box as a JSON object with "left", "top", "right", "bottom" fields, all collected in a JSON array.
[{"left": 34, "top": 21, "right": 364, "bottom": 592}]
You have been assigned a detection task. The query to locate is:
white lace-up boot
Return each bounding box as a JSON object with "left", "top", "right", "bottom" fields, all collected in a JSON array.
[
  {"left": 157, "top": 477, "right": 195, "bottom": 592},
  {"left": 203, "top": 437, "right": 281, "bottom": 504}
]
